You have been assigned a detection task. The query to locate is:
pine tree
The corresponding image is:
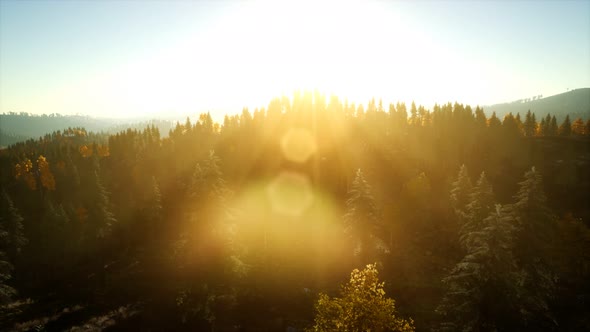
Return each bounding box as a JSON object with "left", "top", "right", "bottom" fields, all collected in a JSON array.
[
  {"left": 147, "top": 176, "right": 163, "bottom": 224},
  {"left": 450, "top": 164, "right": 472, "bottom": 215},
  {"left": 559, "top": 115, "right": 571, "bottom": 137},
  {"left": 143, "top": 176, "right": 163, "bottom": 240},
  {"left": 510, "top": 167, "right": 558, "bottom": 330},
  {"left": 524, "top": 110, "right": 537, "bottom": 137},
  {"left": 461, "top": 172, "right": 494, "bottom": 249},
  {"left": 0, "top": 191, "right": 27, "bottom": 261},
  {"left": 0, "top": 191, "right": 27, "bottom": 304},
  {"left": 188, "top": 150, "right": 229, "bottom": 209},
  {"left": 539, "top": 118, "right": 547, "bottom": 136},
  {"left": 87, "top": 170, "right": 117, "bottom": 239},
  {"left": 344, "top": 169, "right": 385, "bottom": 263},
  {"left": 438, "top": 204, "right": 520, "bottom": 332},
  {"left": 0, "top": 250, "right": 15, "bottom": 304},
  {"left": 474, "top": 107, "right": 487, "bottom": 131},
  {"left": 549, "top": 116, "right": 558, "bottom": 136}
]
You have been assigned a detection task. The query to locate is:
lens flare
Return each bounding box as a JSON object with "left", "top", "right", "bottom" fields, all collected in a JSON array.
[
  {"left": 267, "top": 171, "right": 314, "bottom": 217},
  {"left": 280, "top": 128, "right": 317, "bottom": 163}
]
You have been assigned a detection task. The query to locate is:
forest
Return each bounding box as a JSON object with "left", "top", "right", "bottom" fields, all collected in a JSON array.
[{"left": 1, "top": 92, "right": 590, "bottom": 331}]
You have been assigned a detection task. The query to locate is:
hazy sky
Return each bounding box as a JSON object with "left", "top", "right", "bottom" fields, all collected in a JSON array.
[{"left": 1, "top": 0, "right": 589, "bottom": 119}]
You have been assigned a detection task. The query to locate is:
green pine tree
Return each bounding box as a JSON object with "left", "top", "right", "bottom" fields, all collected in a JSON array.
[
  {"left": 450, "top": 164, "right": 473, "bottom": 215},
  {"left": 559, "top": 115, "right": 572, "bottom": 136},
  {"left": 344, "top": 169, "right": 386, "bottom": 263},
  {"left": 0, "top": 191, "right": 27, "bottom": 261},
  {"left": 510, "top": 166, "right": 558, "bottom": 330},
  {"left": 438, "top": 203, "right": 520, "bottom": 332}
]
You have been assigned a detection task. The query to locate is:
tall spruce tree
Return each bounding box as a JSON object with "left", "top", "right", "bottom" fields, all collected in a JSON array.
[
  {"left": 549, "top": 116, "right": 558, "bottom": 136},
  {"left": 87, "top": 169, "right": 117, "bottom": 240},
  {"left": 559, "top": 115, "right": 571, "bottom": 137},
  {"left": 524, "top": 110, "right": 536, "bottom": 137},
  {"left": 0, "top": 191, "right": 27, "bottom": 303},
  {"left": 461, "top": 172, "right": 494, "bottom": 249},
  {"left": 438, "top": 202, "right": 520, "bottom": 331},
  {"left": 510, "top": 167, "right": 558, "bottom": 330},
  {"left": 450, "top": 164, "right": 473, "bottom": 216},
  {"left": 344, "top": 169, "right": 385, "bottom": 263},
  {"left": 0, "top": 191, "right": 27, "bottom": 261}
]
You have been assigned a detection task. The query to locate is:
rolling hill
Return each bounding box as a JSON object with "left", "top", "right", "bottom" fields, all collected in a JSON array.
[{"left": 483, "top": 88, "right": 590, "bottom": 121}]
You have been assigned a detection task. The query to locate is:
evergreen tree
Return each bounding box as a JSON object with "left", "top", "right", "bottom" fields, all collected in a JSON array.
[
  {"left": 524, "top": 110, "right": 536, "bottom": 137},
  {"left": 559, "top": 115, "right": 571, "bottom": 137},
  {"left": 450, "top": 164, "right": 472, "bottom": 214},
  {"left": 0, "top": 250, "right": 15, "bottom": 304},
  {"left": 87, "top": 169, "right": 117, "bottom": 240},
  {"left": 549, "top": 116, "right": 558, "bottom": 136},
  {"left": 538, "top": 118, "right": 547, "bottom": 136},
  {"left": 343, "top": 169, "right": 385, "bottom": 263},
  {"left": 510, "top": 167, "right": 558, "bottom": 330},
  {"left": 0, "top": 191, "right": 27, "bottom": 261},
  {"left": 461, "top": 172, "right": 494, "bottom": 249},
  {"left": 438, "top": 204, "right": 520, "bottom": 332},
  {"left": 143, "top": 176, "right": 163, "bottom": 240},
  {"left": 0, "top": 192, "right": 24, "bottom": 303},
  {"left": 188, "top": 150, "right": 229, "bottom": 210},
  {"left": 474, "top": 107, "right": 487, "bottom": 131}
]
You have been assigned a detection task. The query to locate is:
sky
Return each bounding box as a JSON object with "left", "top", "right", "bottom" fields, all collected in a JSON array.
[{"left": 1, "top": 0, "right": 589, "bottom": 119}]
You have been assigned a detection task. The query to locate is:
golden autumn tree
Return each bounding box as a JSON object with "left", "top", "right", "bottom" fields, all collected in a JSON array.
[
  {"left": 309, "top": 263, "right": 414, "bottom": 332},
  {"left": 37, "top": 155, "right": 56, "bottom": 191},
  {"left": 14, "top": 159, "right": 36, "bottom": 191}
]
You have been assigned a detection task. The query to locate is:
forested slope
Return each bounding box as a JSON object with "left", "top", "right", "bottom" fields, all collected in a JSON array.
[
  {"left": 484, "top": 88, "right": 590, "bottom": 122},
  {"left": 1, "top": 93, "right": 589, "bottom": 331}
]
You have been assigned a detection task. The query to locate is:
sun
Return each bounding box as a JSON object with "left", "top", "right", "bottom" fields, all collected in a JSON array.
[
  {"left": 170, "top": 0, "right": 421, "bottom": 108},
  {"left": 58, "top": 0, "right": 455, "bottom": 118}
]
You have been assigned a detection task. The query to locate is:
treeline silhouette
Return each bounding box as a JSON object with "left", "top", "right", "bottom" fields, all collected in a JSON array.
[
  {"left": 0, "top": 112, "right": 174, "bottom": 147},
  {"left": 1, "top": 92, "right": 589, "bottom": 331}
]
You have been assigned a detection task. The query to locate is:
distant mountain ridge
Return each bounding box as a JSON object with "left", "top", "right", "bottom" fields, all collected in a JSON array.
[
  {"left": 0, "top": 113, "right": 174, "bottom": 148},
  {"left": 483, "top": 88, "right": 590, "bottom": 122}
]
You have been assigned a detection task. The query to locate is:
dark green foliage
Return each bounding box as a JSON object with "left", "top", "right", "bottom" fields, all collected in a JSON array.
[
  {"left": 438, "top": 206, "right": 520, "bottom": 332},
  {"left": 0, "top": 191, "right": 27, "bottom": 260},
  {"left": 0, "top": 252, "right": 16, "bottom": 304},
  {"left": 439, "top": 168, "right": 520, "bottom": 332},
  {"left": 559, "top": 115, "right": 572, "bottom": 137},
  {"left": 549, "top": 115, "right": 558, "bottom": 136},
  {"left": 510, "top": 167, "right": 559, "bottom": 330},
  {"left": 0, "top": 191, "right": 26, "bottom": 304}
]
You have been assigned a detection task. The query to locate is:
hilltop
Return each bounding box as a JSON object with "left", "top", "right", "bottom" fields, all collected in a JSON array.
[
  {"left": 484, "top": 88, "right": 590, "bottom": 121},
  {"left": 0, "top": 113, "right": 174, "bottom": 147}
]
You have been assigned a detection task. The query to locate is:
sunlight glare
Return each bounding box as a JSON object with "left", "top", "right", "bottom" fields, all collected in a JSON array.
[
  {"left": 267, "top": 171, "right": 314, "bottom": 217},
  {"left": 280, "top": 128, "right": 317, "bottom": 164}
]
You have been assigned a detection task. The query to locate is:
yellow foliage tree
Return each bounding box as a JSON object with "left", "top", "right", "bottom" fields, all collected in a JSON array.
[
  {"left": 97, "top": 145, "right": 110, "bottom": 157},
  {"left": 309, "top": 264, "right": 415, "bottom": 332},
  {"left": 37, "top": 155, "right": 56, "bottom": 191},
  {"left": 79, "top": 145, "right": 93, "bottom": 158},
  {"left": 14, "top": 159, "right": 37, "bottom": 190}
]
